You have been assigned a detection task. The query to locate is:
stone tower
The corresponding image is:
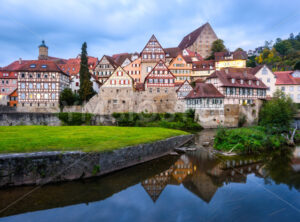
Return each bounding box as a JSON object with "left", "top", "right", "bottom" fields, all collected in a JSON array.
[{"left": 38, "top": 40, "right": 48, "bottom": 60}]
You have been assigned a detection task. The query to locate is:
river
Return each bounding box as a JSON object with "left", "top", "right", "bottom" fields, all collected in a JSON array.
[{"left": 0, "top": 131, "right": 300, "bottom": 222}]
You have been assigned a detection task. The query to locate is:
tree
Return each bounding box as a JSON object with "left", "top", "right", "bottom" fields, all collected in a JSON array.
[
  {"left": 294, "top": 61, "right": 300, "bottom": 70},
  {"left": 274, "top": 40, "right": 292, "bottom": 56},
  {"left": 259, "top": 90, "right": 296, "bottom": 133},
  {"left": 247, "top": 55, "right": 256, "bottom": 67},
  {"left": 207, "top": 39, "right": 226, "bottom": 59},
  {"left": 79, "top": 42, "right": 94, "bottom": 102},
  {"left": 59, "top": 88, "right": 76, "bottom": 109},
  {"left": 235, "top": 47, "right": 244, "bottom": 52}
]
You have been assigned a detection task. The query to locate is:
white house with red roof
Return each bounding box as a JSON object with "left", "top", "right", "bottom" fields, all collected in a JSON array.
[{"left": 274, "top": 71, "right": 300, "bottom": 103}]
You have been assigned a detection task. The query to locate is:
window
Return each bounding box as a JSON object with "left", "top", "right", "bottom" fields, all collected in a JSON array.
[
  {"left": 44, "top": 94, "right": 49, "bottom": 99},
  {"left": 262, "top": 67, "right": 268, "bottom": 75},
  {"left": 298, "top": 94, "right": 300, "bottom": 99},
  {"left": 113, "top": 100, "right": 118, "bottom": 104},
  {"left": 30, "top": 64, "right": 36, "bottom": 68},
  {"left": 281, "top": 86, "right": 285, "bottom": 91},
  {"left": 290, "top": 86, "right": 294, "bottom": 91},
  {"left": 29, "top": 83, "right": 33, "bottom": 89},
  {"left": 52, "top": 93, "right": 56, "bottom": 99},
  {"left": 41, "top": 65, "right": 47, "bottom": 68},
  {"left": 157, "top": 88, "right": 160, "bottom": 93},
  {"left": 44, "top": 74, "right": 48, "bottom": 78},
  {"left": 21, "top": 83, "right": 25, "bottom": 89},
  {"left": 231, "top": 78, "right": 235, "bottom": 83},
  {"left": 267, "top": 78, "right": 270, "bottom": 83},
  {"left": 76, "top": 82, "right": 79, "bottom": 87},
  {"left": 21, "top": 73, "right": 25, "bottom": 78},
  {"left": 44, "top": 83, "right": 48, "bottom": 89},
  {"left": 29, "top": 74, "right": 33, "bottom": 78},
  {"left": 52, "top": 83, "right": 56, "bottom": 89},
  {"left": 37, "top": 83, "right": 41, "bottom": 89},
  {"left": 147, "top": 67, "right": 152, "bottom": 73},
  {"left": 37, "top": 94, "right": 40, "bottom": 99},
  {"left": 160, "top": 54, "right": 164, "bottom": 59},
  {"left": 143, "top": 54, "right": 147, "bottom": 59}
]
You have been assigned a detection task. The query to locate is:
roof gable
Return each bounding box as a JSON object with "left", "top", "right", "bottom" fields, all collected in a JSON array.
[
  {"left": 176, "top": 80, "right": 193, "bottom": 92},
  {"left": 141, "top": 35, "right": 165, "bottom": 61},
  {"left": 102, "top": 66, "right": 133, "bottom": 88},
  {"left": 186, "top": 83, "right": 224, "bottom": 99},
  {"left": 178, "top": 23, "right": 216, "bottom": 49}
]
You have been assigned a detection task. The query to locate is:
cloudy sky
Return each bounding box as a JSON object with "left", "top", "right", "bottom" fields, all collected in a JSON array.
[{"left": 0, "top": 0, "right": 299, "bottom": 66}]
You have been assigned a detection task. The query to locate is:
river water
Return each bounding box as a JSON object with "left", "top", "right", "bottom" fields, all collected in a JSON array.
[{"left": 0, "top": 132, "right": 300, "bottom": 222}]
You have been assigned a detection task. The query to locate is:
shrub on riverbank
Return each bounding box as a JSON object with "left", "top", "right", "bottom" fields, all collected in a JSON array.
[
  {"left": 259, "top": 90, "right": 296, "bottom": 133},
  {"left": 112, "top": 110, "right": 202, "bottom": 132},
  {"left": 57, "top": 112, "right": 94, "bottom": 125},
  {"left": 214, "top": 127, "right": 285, "bottom": 154}
]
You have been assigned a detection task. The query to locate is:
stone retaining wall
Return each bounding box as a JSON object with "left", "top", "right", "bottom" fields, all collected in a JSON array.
[
  {"left": 0, "top": 134, "right": 193, "bottom": 187},
  {"left": 0, "top": 112, "right": 115, "bottom": 126}
]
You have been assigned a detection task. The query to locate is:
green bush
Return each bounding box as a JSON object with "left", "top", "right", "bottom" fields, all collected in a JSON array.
[
  {"left": 259, "top": 90, "right": 296, "bottom": 133},
  {"left": 57, "top": 112, "right": 94, "bottom": 126},
  {"left": 112, "top": 110, "right": 202, "bottom": 132},
  {"left": 214, "top": 126, "right": 285, "bottom": 154}
]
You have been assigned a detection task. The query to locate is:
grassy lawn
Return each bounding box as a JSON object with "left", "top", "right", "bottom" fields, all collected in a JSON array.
[{"left": 0, "top": 126, "right": 189, "bottom": 153}]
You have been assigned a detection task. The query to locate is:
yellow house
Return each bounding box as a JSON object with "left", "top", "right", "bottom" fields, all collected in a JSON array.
[
  {"left": 215, "top": 51, "right": 247, "bottom": 70},
  {"left": 124, "top": 58, "right": 141, "bottom": 84},
  {"left": 168, "top": 54, "right": 192, "bottom": 83}
]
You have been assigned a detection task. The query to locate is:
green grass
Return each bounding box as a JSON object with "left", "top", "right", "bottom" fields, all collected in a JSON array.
[{"left": 0, "top": 126, "right": 189, "bottom": 153}]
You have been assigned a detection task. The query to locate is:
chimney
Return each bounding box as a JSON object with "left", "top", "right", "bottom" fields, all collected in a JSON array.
[{"left": 19, "top": 58, "right": 22, "bottom": 64}]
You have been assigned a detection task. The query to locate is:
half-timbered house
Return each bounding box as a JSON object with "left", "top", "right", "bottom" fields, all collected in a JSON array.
[
  {"left": 176, "top": 80, "right": 193, "bottom": 99},
  {"left": 205, "top": 68, "right": 267, "bottom": 105},
  {"left": 141, "top": 35, "right": 166, "bottom": 82},
  {"left": 94, "top": 55, "right": 118, "bottom": 84},
  {"left": 17, "top": 60, "right": 69, "bottom": 112},
  {"left": 168, "top": 54, "right": 193, "bottom": 83}
]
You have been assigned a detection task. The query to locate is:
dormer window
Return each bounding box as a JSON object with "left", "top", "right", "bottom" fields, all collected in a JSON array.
[
  {"left": 241, "top": 79, "right": 244, "bottom": 84},
  {"left": 30, "top": 64, "right": 36, "bottom": 68},
  {"left": 232, "top": 78, "right": 235, "bottom": 84},
  {"left": 41, "top": 65, "right": 47, "bottom": 68},
  {"left": 249, "top": 80, "right": 252, "bottom": 85},
  {"left": 256, "top": 81, "right": 259, "bottom": 86}
]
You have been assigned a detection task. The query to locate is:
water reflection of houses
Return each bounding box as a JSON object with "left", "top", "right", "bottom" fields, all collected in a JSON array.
[{"left": 141, "top": 153, "right": 265, "bottom": 203}]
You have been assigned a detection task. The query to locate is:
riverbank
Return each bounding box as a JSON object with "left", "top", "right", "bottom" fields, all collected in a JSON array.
[
  {"left": 0, "top": 134, "right": 193, "bottom": 187},
  {"left": 213, "top": 126, "right": 291, "bottom": 154},
  {"left": 0, "top": 126, "right": 189, "bottom": 153}
]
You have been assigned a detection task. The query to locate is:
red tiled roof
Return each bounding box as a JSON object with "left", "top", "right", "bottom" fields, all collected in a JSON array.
[
  {"left": 274, "top": 72, "right": 298, "bottom": 85},
  {"left": 186, "top": 83, "right": 224, "bottom": 99},
  {"left": 178, "top": 23, "right": 210, "bottom": 49},
  {"left": 59, "top": 56, "right": 98, "bottom": 75},
  {"left": 183, "top": 49, "right": 203, "bottom": 60},
  {"left": 112, "top": 53, "right": 132, "bottom": 66},
  {"left": 207, "top": 68, "right": 268, "bottom": 89},
  {"left": 215, "top": 51, "right": 248, "bottom": 62},
  {"left": 101, "top": 55, "right": 119, "bottom": 68},
  {"left": 192, "top": 60, "right": 215, "bottom": 71},
  {"left": 17, "top": 60, "right": 68, "bottom": 75},
  {"left": 164, "top": 47, "right": 182, "bottom": 58},
  {"left": 1, "top": 60, "right": 30, "bottom": 71}
]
